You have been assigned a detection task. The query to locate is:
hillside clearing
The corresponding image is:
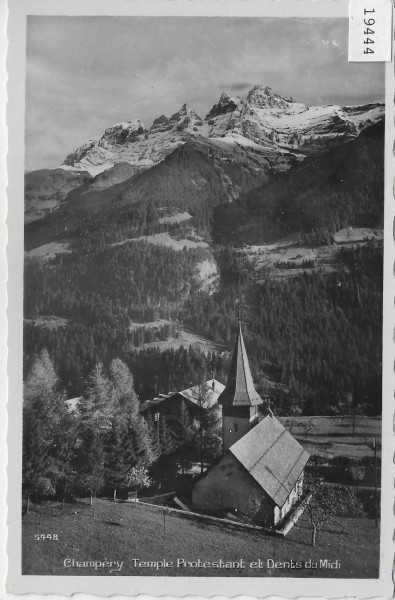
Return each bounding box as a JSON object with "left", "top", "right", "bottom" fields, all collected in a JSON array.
[
  {"left": 129, "top": 318, "right": 175, "bottom": 330},
  {"left": 137, "top": 328, "right": 225, "bottom": 354},
  {"left": 158, "top": 212, "right": 192, "bottom": 225},
  {"left": 333, "top": 227, "right": 383, "bottom": 243},
  {"left": 24, "top": 241, "right": 72, "bottom": 259},
  {"left": 22, "top": 498, "right": 379, "bottom": 578},
  {"left": 242, "top": 228, "right": 383, "bottom": 280},
  {"left": 111, "top": 232, "right": 209, "bottom": 251},
  {"left": 24, "top": 315, "right": 71, "bottom": 330}
]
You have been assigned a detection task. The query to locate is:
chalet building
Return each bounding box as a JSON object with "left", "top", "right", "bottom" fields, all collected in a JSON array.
[
  {"left": 192, "top": 323, "right": 309, "bottom": 527},
  {"left": 140, "top": 379, "right": 225, "bottom": 424}
]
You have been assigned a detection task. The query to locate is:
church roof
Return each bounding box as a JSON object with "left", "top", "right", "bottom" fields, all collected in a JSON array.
[
  {"left": 218, "top": 324, "right": 263, "bottom": 407},
  {"left": 229, "top": 415, "right": 310, "bottom": 507}
]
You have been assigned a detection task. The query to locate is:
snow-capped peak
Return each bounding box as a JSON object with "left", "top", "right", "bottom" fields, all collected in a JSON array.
[
  {"left": 100, "top": 119, "right": 146, "bottom": 144},
  {"left": 168, "top": 103, "right": 205, "bottom": 132},
  {"left": 61, "top": 104, "right": 205, "bottom": 176},
  {"left": 205, "top": 93, "right": 241, "bottom": 121},
  {"left": 246, "top": 84, "right": 294, "bottom": 109}
]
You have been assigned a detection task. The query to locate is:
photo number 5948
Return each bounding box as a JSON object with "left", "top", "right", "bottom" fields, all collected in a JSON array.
[{"left": 34, "top": 534, "right": 59, "bottom": 541}]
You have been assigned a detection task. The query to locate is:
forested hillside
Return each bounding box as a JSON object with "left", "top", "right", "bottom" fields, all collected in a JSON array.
[
  {"left": 25, "top": 138, "right": 268, "bottom": 251},
  {"left": 214, "top": 122, "right": 384, "bottom": 246},
  {"left": 24, "top": 241, "right": 382, "bottom": 415}
]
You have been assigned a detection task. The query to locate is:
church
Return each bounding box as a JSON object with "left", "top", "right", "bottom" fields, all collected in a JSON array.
[{"left": 192, "top": 321, "right": 310, "bottom": 528}]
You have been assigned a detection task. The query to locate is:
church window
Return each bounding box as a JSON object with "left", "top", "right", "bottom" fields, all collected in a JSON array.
[{"left": 234, "top": 423, "right": 238, "bottom": 433}]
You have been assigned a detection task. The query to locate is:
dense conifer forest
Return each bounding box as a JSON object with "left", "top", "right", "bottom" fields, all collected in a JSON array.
[{"left": 23, "top": 239, "right": 382, "bottom": 416}]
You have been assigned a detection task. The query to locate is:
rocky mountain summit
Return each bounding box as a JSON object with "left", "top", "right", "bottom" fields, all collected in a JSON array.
[{"left": 60, "top": 84, "right": 384, "bottom": 177}]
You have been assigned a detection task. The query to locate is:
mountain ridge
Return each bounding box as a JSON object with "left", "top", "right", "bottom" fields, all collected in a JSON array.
[{"left": 59, "top": 84, "right": 384, "bottom": 177}]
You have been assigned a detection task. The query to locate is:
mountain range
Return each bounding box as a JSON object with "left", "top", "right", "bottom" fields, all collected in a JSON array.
[
  {"left": 23, "top": 84, "right": 385, "bottom": 415},
  {"left": 25, "top": 84, "right": 384, "bottom": 228},
  {"left": 61, "top": 85, "right": 383, "bottom": 176}
]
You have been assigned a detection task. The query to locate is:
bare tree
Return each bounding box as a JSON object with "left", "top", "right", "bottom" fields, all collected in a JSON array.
[
  {"left": 306, "top": 478, "right": 365, "bottom": 546},
  {"left": 303, "top": 418, "right": 316, "bottom": 440}
]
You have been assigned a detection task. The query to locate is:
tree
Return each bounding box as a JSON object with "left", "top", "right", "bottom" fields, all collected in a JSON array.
[
  {"left": 306, "top": 478, "right": 365, "bottom": 546},
  {"left": 105, "top": 359, "right": 156, "bottom": 497},
  {"left": 79, "top": 362, "right": 115, "bottom": 433},
  {"left": 284, "top": 417, "right": 296, "bottom": 434},
  {"left": 74, "top": 363, "right": 115, "bottom": 502},
  {"left": 190, "top": 383, "right": 221, "bottom": 473},
  {"left": 159, "top": 416, "right": 177, "bottom": 456},
  {"left": 23, "top": 349, "right": 75, "bottom": 500},
  {"left": 126, "top": 466, "right": 152, "bottom": 492},
  {"left": 73, "top": 429, "right": 106, "bottom": 504},
  {"left": 173, "top": 401, "right": 196, "bottom": 475},
  {"left": 350, "top": 463, "right": 365, "bottom": 492},
  {"left": 349, "top": 403, "right": 363, "bottom": 436},
  {"left": 303, "top": 418, "right": 316, "bottom": 440}
]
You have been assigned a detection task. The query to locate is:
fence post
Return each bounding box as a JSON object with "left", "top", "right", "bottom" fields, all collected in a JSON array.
[{"left": 163, "top": 508, "right": 166, "bottom": 537}]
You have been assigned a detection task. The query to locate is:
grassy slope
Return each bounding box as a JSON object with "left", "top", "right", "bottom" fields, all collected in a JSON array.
[
  {"left": 279, "top": 416, "right": 381, "bottom": 459},
  {"left": 22, "top": 498, "right": 378, "bottom": 578}
]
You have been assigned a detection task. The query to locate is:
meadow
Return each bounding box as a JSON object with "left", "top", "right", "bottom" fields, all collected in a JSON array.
[
  {"left": 279, "top": 416, "right": 381, "bottom": 459},
  {"left": 22, "top": 498, "right": 379, "bottom": 578}
]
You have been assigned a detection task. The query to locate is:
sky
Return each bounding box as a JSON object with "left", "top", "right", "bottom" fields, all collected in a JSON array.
[{"left": 25, "top": 16, "right": 385, "bottom": 172}]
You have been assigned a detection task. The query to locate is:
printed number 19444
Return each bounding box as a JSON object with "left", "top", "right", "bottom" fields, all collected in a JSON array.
[{"left": 363, "top": 8, "right": 376, "bottom": 54}]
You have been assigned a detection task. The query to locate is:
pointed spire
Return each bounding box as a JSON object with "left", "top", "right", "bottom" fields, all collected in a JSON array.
[{"left": 218, "top": 320, "right": 263, "bottom": 408}]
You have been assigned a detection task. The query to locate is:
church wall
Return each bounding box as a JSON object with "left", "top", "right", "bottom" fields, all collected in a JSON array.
[
  {"left": 273, "top": 472, "right": 304, "bottom": 525},
  {"left": 192, "top": 451, "right": 276, "bottom": 527}
]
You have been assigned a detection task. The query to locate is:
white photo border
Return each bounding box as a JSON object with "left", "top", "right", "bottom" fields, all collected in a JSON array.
[{"left": 4, "top": 1, "right": 394, "bottom": 597}]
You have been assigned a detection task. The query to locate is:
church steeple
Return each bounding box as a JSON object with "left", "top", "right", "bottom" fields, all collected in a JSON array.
[
  {"left": 218, "top": 322, "right": 263, "bottom": 408},
  {"left": 218, "top": 308, "right": 263, "bottom": 451}
]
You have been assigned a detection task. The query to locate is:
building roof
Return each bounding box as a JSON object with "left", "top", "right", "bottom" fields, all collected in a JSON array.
[
  {"left": 178, "top": 379, "right": 225, "bottom": 407},
  {"left": 140, "top": 379, "right": 224, "bottom": 413},
  {"left": 229, "top": 414, "right": 310, "bottom": 508},
  {"left": 218, "top": 324, "right": 263, "bottom": 407}
]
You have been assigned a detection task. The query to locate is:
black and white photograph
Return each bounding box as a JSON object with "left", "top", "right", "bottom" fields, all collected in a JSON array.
[{"left": 4, "top": 2, "right": 394, "bottom": 596}]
